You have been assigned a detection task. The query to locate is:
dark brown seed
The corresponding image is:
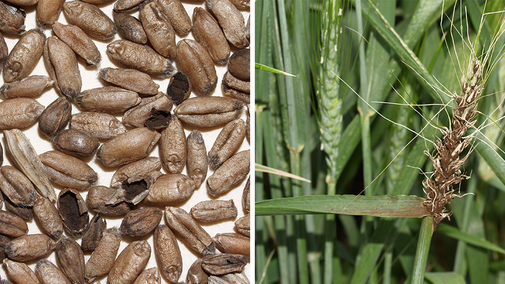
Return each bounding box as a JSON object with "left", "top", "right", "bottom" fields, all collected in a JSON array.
[
  {"left": 0, "top": 210, "right": 28, "bottom": 238},
  {"left": 45, "top": 36, "right": 82, "bottom": 100},
  {"left": 222, "top": 71, "right": 250, "bottom": 103},
  {"left": 86, "top": 186, "right": 132, "bottom": 216},
  {"left": 154, "top": 225, "right": 182, "bottom": 283},
  {"left": 228, "top": 49, "right": 249, "bottom": 81},
  {"left": 144, "top": 174, "right": 195, "bottom": 206},
  {"left": 159, "top": 115, "right": 185, "bottom": 173},
  {"left": 63, "top": 0, "right": 116, "bottom": 41},
  {"left": 0, "top": 98, "right": 44, "bottom": 130},
  {"left": 176, "top": 39, "right": 217, "bottom": 96},
  {"left": 4, "top": 198, "right": 33, "bottom": 221},
  {"left": 5, "top": 234, "right": 56, "bottom": 262},
  {"left": 52, "top": 22, "right": 101, "bottom": 65},
  {"left": 208, "top": 119, "right": 246, "bottom": 169},
  {"left": 186, "top": 258, "right": 208, "bottom": 284},
  {"left": 187, "top": 130, "right": 208, "bottom": 188},
  {"left": 36, "top": 0, "right": 65, "bottom": 26},
  {"left": 40, "top": 150, "right": 98, "bottom": 190},
  {"left": 81, "top": 213, "right": 106, "bottom": 253},
  {"left": 76, "top": 86, "right": 141, "bottom": 114},
  {"left": 57, "top": 188, "right": 89, "bottom": 238},
  {"left": 38, "top": 97, "right": 72, "bottom": 139},
  {"left": 242, "top": 177, "right": 249, "bottom": 213},
  {"left": 107, "top": 39, "right": 176, "bottom": 78},
  {"left": 156, "top": 0, "right": 191, "bottom": 36},
  {"left": 3, "top": 259, "right": 39, "bottom": 284},
  {"left": 190, "top": 200, "right": 238, "bottom": 223},
  {"left": 0, "top": 165, "right": 36, "bottom": 207},
  {"left": 175, "top": 96, "right": 243, "bottom": 128},
  {"left": 120, "top": 207, "right": 162, "bottom": 238},
  {"left": 206, "top": 0, "right": 249, "bottom": 48},
  {"left": 213, "top": 233, "right": 249, "bottom": 256},
  {"left": 0, "top": 1, "right": 25, "bottom": 35},
  {"left": 70, "top": 112, "right": 126, "bottom": 140},
  {"left": 140, "top": 1, "right": 176, "bottom": 59},
  {"left": 192, "top": 7, "right": 229, "bottom": 65},
  {"left": 133, "top": 267, "right": 161, "bottom": 284},
  {"left": 55, "top": 238, "right": 85, "bottom": 284},
  {"left": 53, "top": 129, "right": 100, "bottom": 158},
  {"left": 0, "top": 75, "right": 53, "bottom": 99},
  {"left": 145, "top": 110, "right": 171, "bottom": 130},
  {"left": 85, "top": 227, "right": 121, "bottom": 283},
  {"left": 35, "top": 259, "right": 72, "bottom": 284},
  {"left": 234, "top": 214, "right": 250, "bottom": 237},
  {"left": 167, "top": 71, "right": 191, "bottom": 105},
  {"left": 107, "top": 240, "right": 151, "bottom": 284},
  {"left": 32, "top": 194, "right": 64, "bottom": 239},
  {"left": 201, "top": 254, "right": 248, "bottom": 275},
  {"left": 113, "top": 11, "right": 148, "bottom": 44},
  {"left": 207, "top": 150, "right": 250, "bottom": 198},
  {"left": 123, "top": 93, "right": 173, "bottom": 128},
  {"left": 99, "top": 67, "right": 159, "bottom": 96},
  {"left": 164, "top": 207, "right": 215, "bottom": 256},
  {"left": 97, "top": 127, "right": 161, "bottom": 168}
]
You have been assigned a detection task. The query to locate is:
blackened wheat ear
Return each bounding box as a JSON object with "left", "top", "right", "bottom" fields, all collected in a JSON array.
[{"left": 423, "top": 59, "right": 483, "bottom": 229}]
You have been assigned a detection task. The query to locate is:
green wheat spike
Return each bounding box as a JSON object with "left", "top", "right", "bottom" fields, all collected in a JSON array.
[{"left": 319, "top": 0, "right": 343, "bottom": 188}]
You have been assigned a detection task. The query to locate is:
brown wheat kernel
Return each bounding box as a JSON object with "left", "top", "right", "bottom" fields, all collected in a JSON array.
[
  {"left": 0, "top": 1, "right": 25, "bottom": 35},
  {"left": 3, "top": 259, "right": 39, "bottom": 284},
  {"left": 213, "top": 233, "right": 250, "bottom": 256},
  {"left": 191, "top": 200, "right": 238, "bottom": 223},
  {"left": 36, "top": 0, "right": 65, "bottom": 26},
  {"left": 3, "top": 28, "right": 45, "bottom": 83},
  {"left": 201, "top": 253, "right": 248, "bottom": 275},
  {"left": 4, "top": 198, "right": 33, "bottom": 221},
  {"left": 140, "top": 1, "right": 177, "bottom": 59},
  {"left": 174, "top": 96, "right": 244, "bottom": 128},
  {"left": 123, "top": 93, "right": 173, "bottom": 128},
  {"left": 40, "top": 150, "right": 98, "bottom": 190},
  {"left": 63, "top": 0, "right": 116, "bottom": 41},
  {"left": 187, "top": 130, "right": 208, "bottom": 188},
  {"left": 55, "top": 238, "right": 85, "bottom": 284},
  {"left": 192, "top": 7, "right": 230, "bottom": 65},
  {"left": 5, "top": 234, "right": 56, "bottom": 262},
  {"left": 76, "top": 86, "right": 141, "bottom": 114},
  {"left": 85, "top": 228, "right": 121, "bottom": 283},
  {"left": 0, "top": 75, "right": 52, "bottom": 99},
  {"left": 208, "top": 119, "right": 246, "bottom": 169},
  {"left": 120, "top": 207, "right": 163, "bottom": 238},
  {"left": 38, "top": 97, "right": 72, "bottom": 139},
  {"left": 0, "top": 165, "right": 36, "bottom": 207},
  {"left": 133, "top": 267, "right": 161, "bottom": 284},
  {"left": 86, "top": 186, "right": 132, "bottom": 216},
  {"left": 144, "top": 174, "right": 196, "bottom": 206},
  {"left": 112, "top": 11, "right": 148, "bottom": 44},
  {"left": 156, "top": 0, "right": 191, "bottom": 36},
  {"left": 32, "top": 194, "right": 64, "bottom": 239},
  {"left": 35, "top": 259, "right": 72, "bottom": 284},
  {"left": 206, "top": 0, "right": 249, "bottom": 48},
  {"left": 159, "top": 115, "right": 186, "bottom": 173},
  {"left": 0, "top": 98, "right": 44, "bottom": 130},
  {"left": 186, "top": 258, "right": 208, "bottom": 284},
  {"left": 99, "top": 67, "right": 159, "bottom": 96},
  {"left": 176, "top": 39, "right": 217, "bottom": 96},
  {"left": 154, "top": 224, "right": 182, "bottom": 283},
  {"left": 81, "top": 213, "right": 106, "bottom": 253},
  {"left": 70, "top": 112, "right": 126, "bottom": 140},
  {"left": 207, "top": 150, "right": 250, "bottom": 198},
  {"left": 52, "top": 22, "right": 101, "bottom": 65},
  {"left": 0, "top": 210, "right": 28, "bottom": 238},
  {"left": 53, "top": 129, "right": 100, "bottom": 158},
  {"left": 107, "top": 240, "right": 151, "bottom": 284}
]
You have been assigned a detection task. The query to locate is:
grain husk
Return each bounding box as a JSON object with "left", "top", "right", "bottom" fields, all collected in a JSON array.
[
  {"left": 144, "top": 174, "right": 195, "bottom": 206},
  {"left": 154, "top": 224, "right": 182, "bottom": 283},
  {"left": 176, "top": 39, "right": 217, "bottom": 96},
  {"left": 107, "top": 39, "right": 176, "bottom": 77},
  {"left": 0, "top": 98, "right": 44, "bottom": 130},
  {"left": 45, "top": 36, "right": 82, "bottom": 100},
  {"left": 52, "top": 22, "right": 101, "bottom": 65},
  {"left": 4, "top": 129, "right": 56, "bottom": 202},
  {"left": 192, "top": 7, "right": 229, "bottom": 65},
  {"left": 140, "top": 1, "right": 176, "bottom": 59},
  {"left": 84, "top": 228, "right": 121, "bottom": 283},
  {"left": 208, "top": 118, "right": 246, "bottom": 169},
  {"left": 76, "top": 86, "right": 141, "bottom": 114},
  {"left": 80, "top": 213, "right": 106, "bottom": 252},
  {"left": 40, "top": 150, "right": 98, "bottom": 190},
  {"left": 0, "top": 165, "right": 36, "bottom": 207},
  {"left": 207, "top": 150, "right": 249, "bottom": 198},
  {"left": 55, "top": 238, "right": 85, "bottom": 284},
  {"left": 63, "top": 0, "right": 116, "bottom": 40},
  {"left": 32, "top": 194, "right": 64, "bottom": 239},
  {"left": 86, "top": 186, "right": 132, "bottom": 216},
  {"left": 38, "top": 97, "right": 72, "bottom": 139},
  {"left": 174, "top": 96, "right": 243, "bottom": 128},
  {"left": 107, "top": 240, "right": 151, "bottom": 284},
  {"left": 186, "top": 130, "right": 208, "bottom": 188},
  {"left": 35, "top": 259, "right": 72, "bottom": 284},
  {"left": 36, "top": 0, "right": 65, "bottom": 26},
  {"left": 5, "top": 234, "right": 56, "bottom": 262},
  {"left": 53, "top": 128, "right": 100, "bottom": 158},
  {"left": 156, "top": 0, "right": 191, "bottom": 36},
  {"left": 0, "top": 75, "right": 52, "bottom": 99},
  {"left": 112, "top": 11, "right": 148, "bottom": 44},
  {"left": 166, "top": 71, "right": 191, "bottom": 105},
  {"left": 97, "top": 127, "right": 161, "bottom": 168},
  {"left": 110, "top": 157, "right": 162, "bottom": 188},
  {"left": 3, "top": 28, "right": 45, "bottom": 83},
  {"left": 70, "top": 112, "right": 126, "bottom": 140},
  {"left": 99, "top": 67, "right": 159, "bottom": 95}
]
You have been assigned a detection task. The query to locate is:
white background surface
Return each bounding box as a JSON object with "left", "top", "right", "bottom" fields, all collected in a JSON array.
[{"left": 0, "top": 0, "right": 250, "bottom": 282}]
